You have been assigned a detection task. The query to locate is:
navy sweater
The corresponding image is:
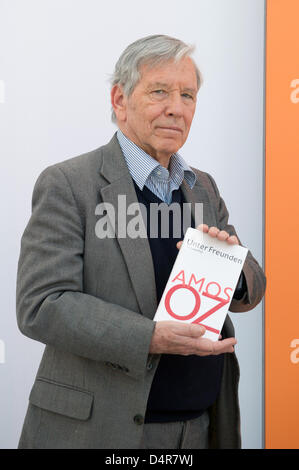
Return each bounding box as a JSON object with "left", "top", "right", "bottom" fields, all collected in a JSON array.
[{"left": 133, "top": 181, "right": 225, "bottom": 423}]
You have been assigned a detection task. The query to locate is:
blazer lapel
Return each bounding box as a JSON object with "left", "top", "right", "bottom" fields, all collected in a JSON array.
[
  {"left": 181, "top": 178, "right": 217, "bottom": 228},
  {"left": 98, "top": 134, "right": 158, "bottom": 320}
]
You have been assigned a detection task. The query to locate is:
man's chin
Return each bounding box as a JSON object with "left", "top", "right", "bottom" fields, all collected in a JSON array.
[
  {"left": 159, "top": 145, "right": 182, "bottom": 156},
  {"left": 155, "top": 139, "right": 183, "bottom": 154}
]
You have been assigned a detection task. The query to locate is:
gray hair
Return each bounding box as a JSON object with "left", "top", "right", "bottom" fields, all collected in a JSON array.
[{"left": 110, "top": 34, "right": 202, "bottom": 123}]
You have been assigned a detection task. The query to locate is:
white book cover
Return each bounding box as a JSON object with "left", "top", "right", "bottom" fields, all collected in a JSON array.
[{"left": 153, "top": 227, "right": 248, "bottom": 341}]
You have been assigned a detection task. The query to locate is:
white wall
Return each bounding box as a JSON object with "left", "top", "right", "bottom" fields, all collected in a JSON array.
[{"left": 0, "top": 0, "right": 265, "bottom": 448}]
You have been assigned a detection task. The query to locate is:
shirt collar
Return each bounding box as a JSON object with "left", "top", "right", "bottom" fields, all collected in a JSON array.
[{"left": 116, "top": 129, "right": 196, "bottom": 190}]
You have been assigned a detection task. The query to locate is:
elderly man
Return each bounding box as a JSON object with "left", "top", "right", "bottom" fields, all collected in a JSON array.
[{"left": 16, "top": 35, "right": 266, "bottom": 449}]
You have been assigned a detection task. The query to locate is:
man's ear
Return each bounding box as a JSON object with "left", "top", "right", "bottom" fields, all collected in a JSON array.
[{"left": 111, "top": 85, "right": 127, "bottom": 122}]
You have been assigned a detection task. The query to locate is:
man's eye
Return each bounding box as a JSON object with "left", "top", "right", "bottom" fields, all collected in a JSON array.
[
  {"left": 182, "top": 93, "right": 193, "bottom": 100},
  {"left": 153, "top": 90, "right": 166, "bottom": 95},
  {"left": 150, "top": 90, "right": 168, "bottom": 100}
]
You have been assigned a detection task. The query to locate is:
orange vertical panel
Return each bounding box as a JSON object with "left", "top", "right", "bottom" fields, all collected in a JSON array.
[{"left": 265, "top": 0, "right": 299, "bottom": 448}]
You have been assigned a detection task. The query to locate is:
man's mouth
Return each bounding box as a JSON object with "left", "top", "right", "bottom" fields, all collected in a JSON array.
[{"left": 156, "top": 126, "right": 183, "bottom": 134}]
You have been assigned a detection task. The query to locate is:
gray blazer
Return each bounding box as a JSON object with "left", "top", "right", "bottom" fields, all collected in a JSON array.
[{"left": 16, "top": 133, "right": 266, "bottom": 449}]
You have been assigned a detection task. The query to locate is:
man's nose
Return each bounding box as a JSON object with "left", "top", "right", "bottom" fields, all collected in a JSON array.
[{"left": 164, "top": 92, "right": 184, "bottom": 117}]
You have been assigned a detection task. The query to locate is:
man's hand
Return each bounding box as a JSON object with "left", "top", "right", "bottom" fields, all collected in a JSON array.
[
  {"left": 149, "top": 321, "right": 237, "bottom": 356},
  {"left": 176, "top": 224, "right": 239, "bottom": 250}
]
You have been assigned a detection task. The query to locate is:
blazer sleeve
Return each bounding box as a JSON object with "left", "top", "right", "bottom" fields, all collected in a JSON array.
[
  {"left": 205, "top": 172, "right": 266, "bottom": 313},
  {"left": 16, "top": 165, "right": 155, "bottom": 380}
]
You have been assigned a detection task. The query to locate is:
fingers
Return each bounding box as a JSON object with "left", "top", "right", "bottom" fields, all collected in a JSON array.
[
  {"left": 175, "top": 322, "right": 206, "bottom": 338},
  {"left": 217, "top": 230, "right": 230, "bottom": 241},
  {"left": 210, "top": 337, "right": 237, "bottom": 355},
  {"left": 226, "top": 235, "right": 239, "bottom": 245},
  {"left": 149, "top": 321, "right": 207, "bottom": 355},
  {"left": 177, "top": 224, "right": 239, "bottom": 250},
  {"left": 206, "top": 226, "right": 220, "bottom": 237},
  {"left": 183, "top": 335, "right": 237, "bottom": 356},
  {"left": 150, "top": 321, "right": 237, "bottom": 356},
  {"left": 194, "top": 337, "right": 237, "bottom": 356},
  {"left": 195, "top": 225, "right": 239, "bottom": 245},
  {"left": 196, "top": 224, "right": 209, "bottom": 233}
]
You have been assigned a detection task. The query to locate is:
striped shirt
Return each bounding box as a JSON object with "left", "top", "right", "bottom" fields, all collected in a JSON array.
[{"left": 117, "top": 129, "right": 196, "bottom": 204}]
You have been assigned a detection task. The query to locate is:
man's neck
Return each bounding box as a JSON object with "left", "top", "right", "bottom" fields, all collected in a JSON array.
[{"left": 117, "top": 128, "right": 171, "bottom": 168}]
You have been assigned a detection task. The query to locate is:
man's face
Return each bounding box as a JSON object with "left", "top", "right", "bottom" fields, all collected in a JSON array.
[{"left": 113, "top": 56, "right": 198, "bottom": 165}]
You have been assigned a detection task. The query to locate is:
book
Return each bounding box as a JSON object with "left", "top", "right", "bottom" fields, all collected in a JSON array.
[{"left": 153, "top": 227, "right": 248, "bottom": 341}]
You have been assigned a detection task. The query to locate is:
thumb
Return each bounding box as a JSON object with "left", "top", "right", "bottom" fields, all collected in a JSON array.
[
  {"left": 189, "top": 323, "right": 206, "bottom": 337},
  {"left": 174, "top": 322, "right": 206, "bottom": 338}
]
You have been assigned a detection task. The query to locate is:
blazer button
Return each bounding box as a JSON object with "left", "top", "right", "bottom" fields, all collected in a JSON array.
[
  {"left": 133, "top": 414, "right": 144, "bottom": 425},
  {"left": 147, "top": 362, "right": 153, "bottom": 370}
]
